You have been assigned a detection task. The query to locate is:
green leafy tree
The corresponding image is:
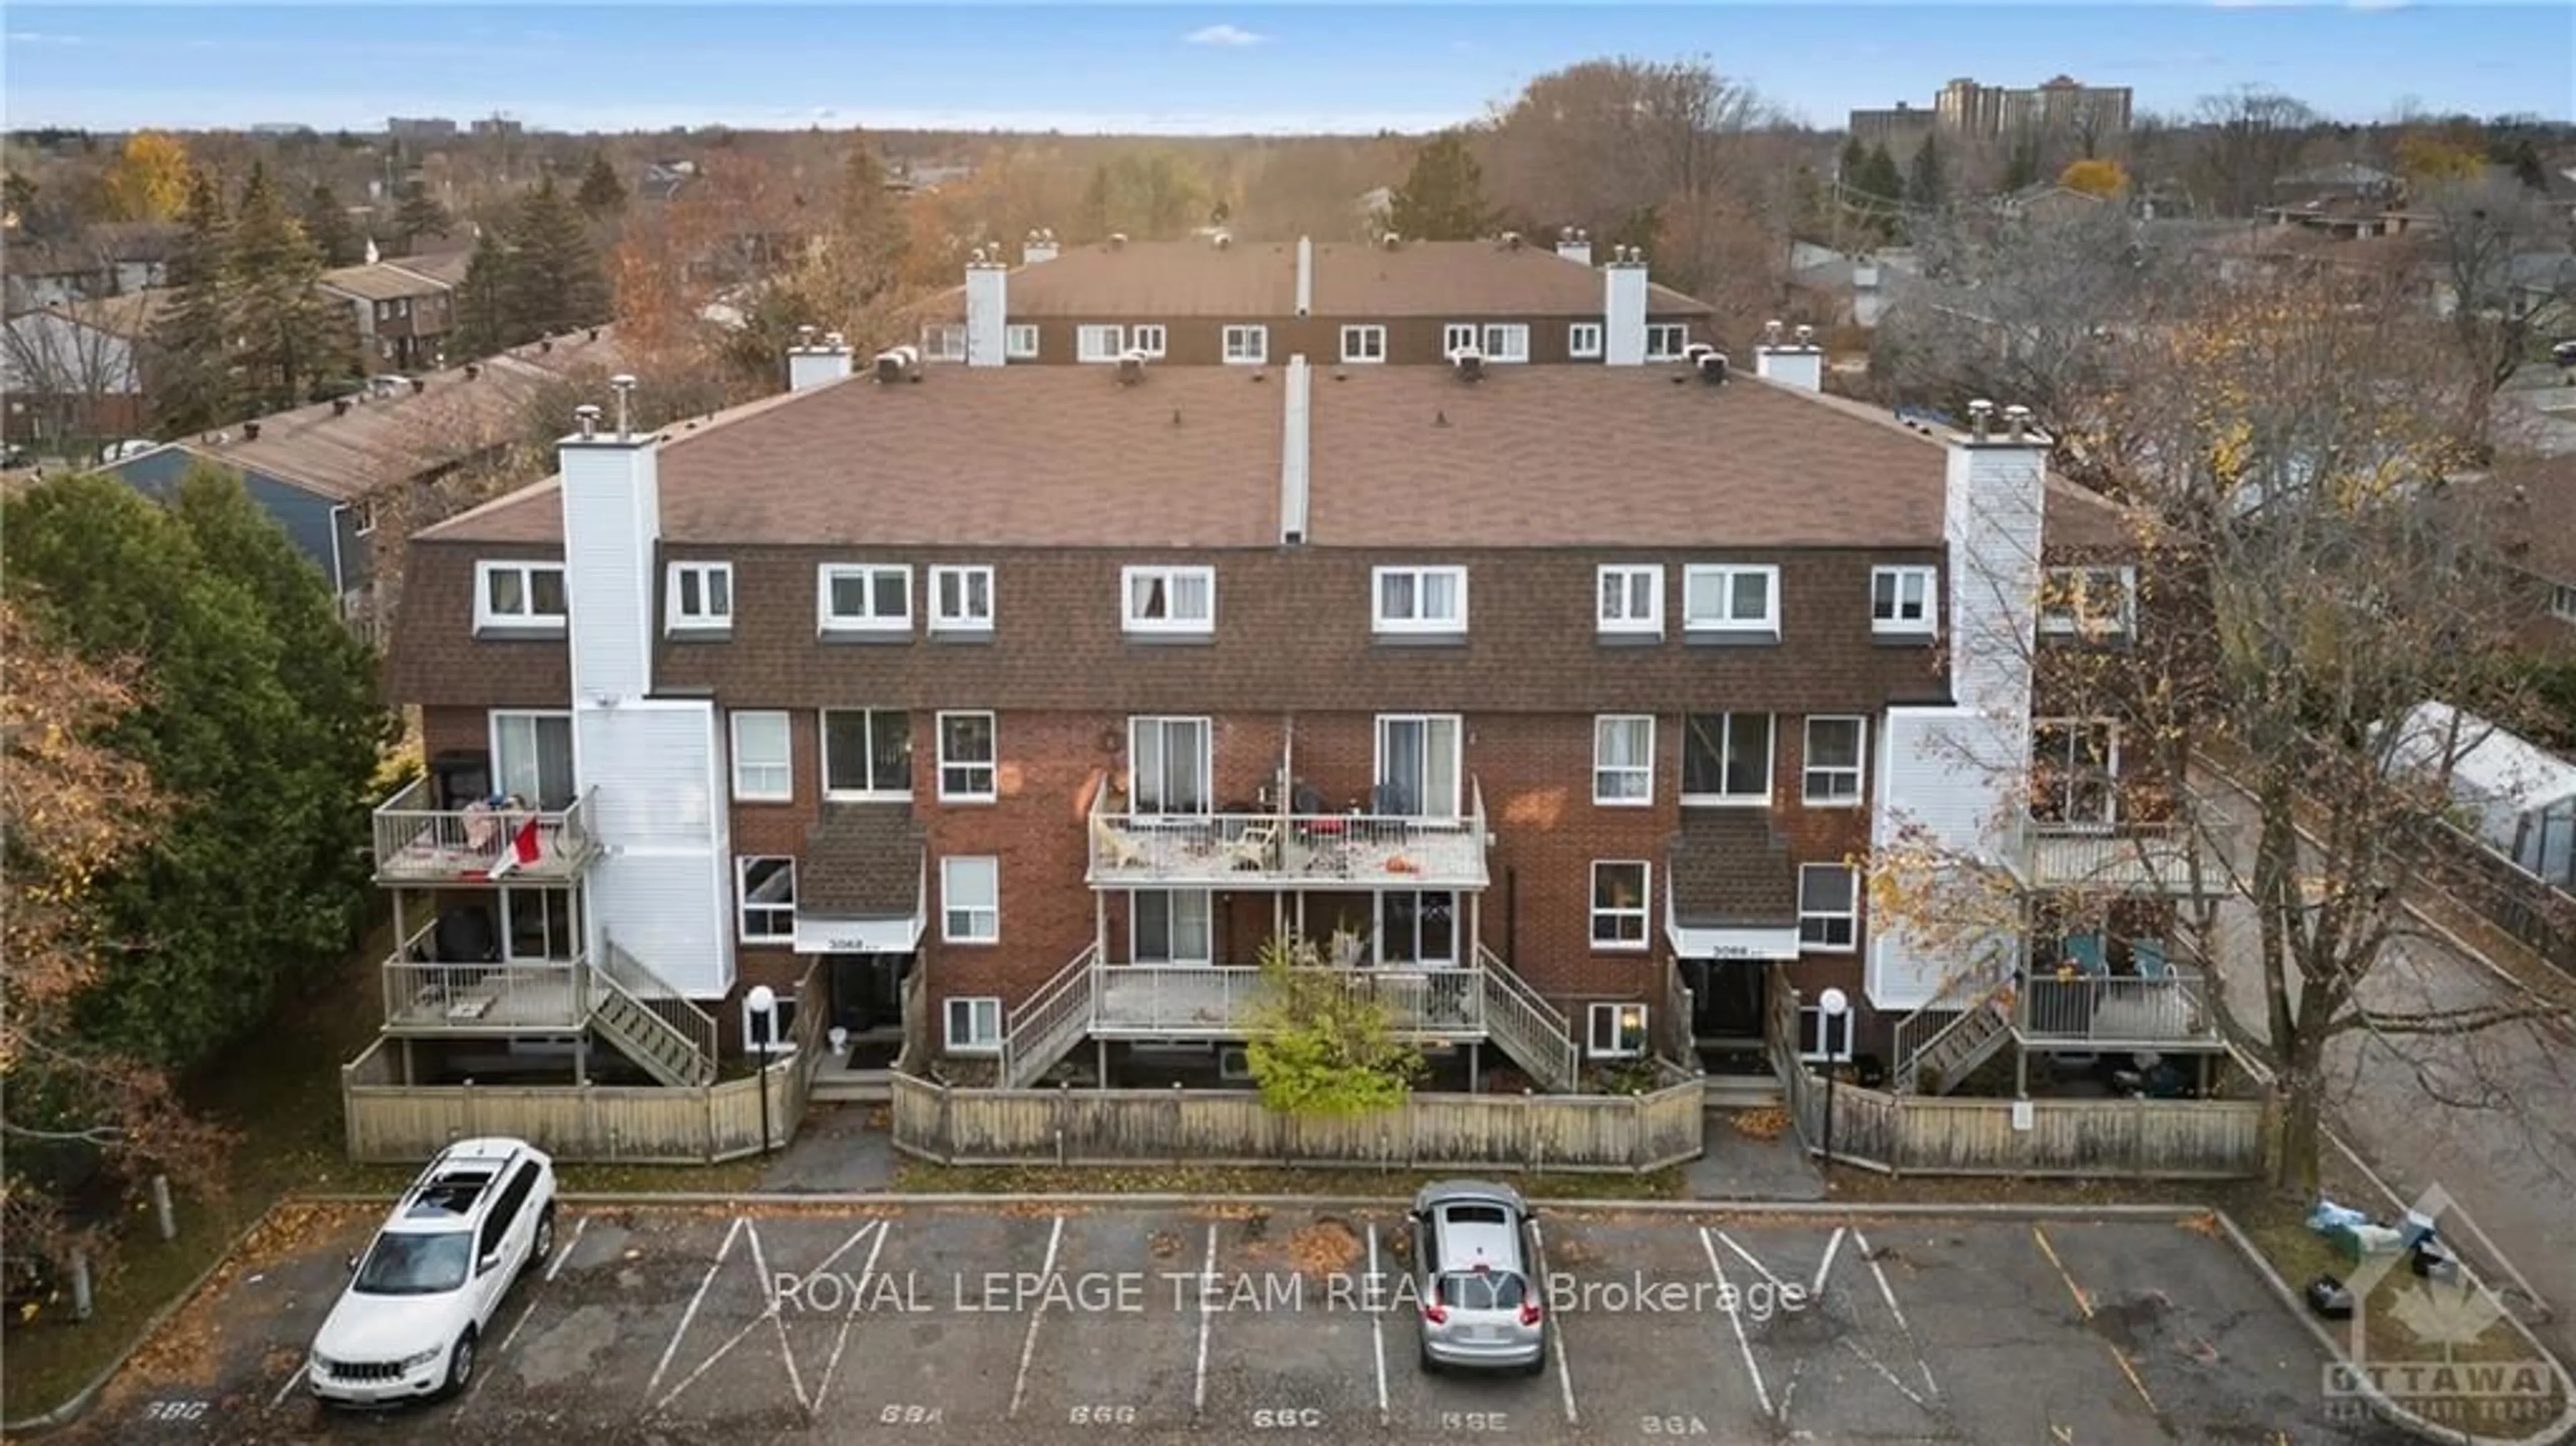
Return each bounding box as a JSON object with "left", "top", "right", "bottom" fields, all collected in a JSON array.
[
  {"left": 1906, "top": 133, "right": 1947, "bottom": 209},
  {"left": 1, "top": 469, "right": 389, "bottom": 1071},
  {"left": 227, "top": 163, "right": 357, "bottom": 410},
  {"left": 392, "top": 178, "right": 450, "bottom": 255},
  {"left": 575, "top": 151, "right": 627, "bottom": 219},
  {"left": 502, "top": 177, "right": 612, "bottom": 342},
  {"left": 1389, "top": 130, "right": 1495, "bottom": 241},
  {"left": 150, "top": 170, "right": 241, "bottom": 433},
  {"left": 1240, "top": 932, "right": 1426, "bottom": 1117},
  {"left": 299, "top": 182, "right": 366, "bottom": 268}
]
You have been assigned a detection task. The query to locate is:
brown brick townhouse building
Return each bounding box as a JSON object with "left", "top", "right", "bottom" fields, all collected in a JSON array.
[
  {"left": 908, "top": 229, "right": 1728, "bottom": 371},
  {"left": 372, "top": 321, "right": 2159, "bottom": 1099}
]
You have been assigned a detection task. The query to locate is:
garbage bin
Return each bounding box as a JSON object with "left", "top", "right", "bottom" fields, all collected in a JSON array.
[{"left": 2306, "top": 1276, "right": 2355, "bottom": 1320}]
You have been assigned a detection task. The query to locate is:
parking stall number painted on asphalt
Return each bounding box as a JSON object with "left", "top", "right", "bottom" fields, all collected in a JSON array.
[
  {"left": 1441, "top": 1410, "right": 1511, "bottom": 1431},
  {"left": 1640, "top": 1414, "right": 1713, "bottom": 1435},
  {"left": 877, "top": 1403, "right": 946, "bottom": 1425},
  {"left": 1248, "top": 1405, "right": 1327, "bottom": 1428}
]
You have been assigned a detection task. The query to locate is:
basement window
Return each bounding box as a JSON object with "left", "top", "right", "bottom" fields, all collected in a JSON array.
[
  {"left": 1586, "top": 1003, "right": 1648, "bottom": 1059},
  {"left": 945, "top": 996, "right": 1002, "bottom": 1054}
]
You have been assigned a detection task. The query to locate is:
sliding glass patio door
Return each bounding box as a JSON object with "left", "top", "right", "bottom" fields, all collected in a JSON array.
[{"left": 1373, "top": 715, "right": 1460, "bottom": 819}]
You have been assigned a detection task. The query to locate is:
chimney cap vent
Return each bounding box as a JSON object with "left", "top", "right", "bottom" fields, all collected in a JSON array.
[
  {"left": 1697, "top": 351, "right": 1729, "bottom": 384},
  {"left": 1212, "top": 229, "right": 1232, "bottom": 249},
  {"left": 796, "top": 324, "right": 819, "bottom": 346},
  {"left": 573, "top": 403, "right": 602, "bottom": 439},
  {"left": 244, "top": 420, "right": 262, "bottom": 439},
  {"left": 1764, "top": 319, "right": 1784, "bottom": 343},
  {"left": 1451, "top": 347, "right": 1485, "bottom": 381},
  {"left": 822, "top": 330, "right": 847, "bottom": 349},
  {"left": 1108, "top": 231, "right": 1128, "bottom": 249},
  {"left": 1381, "top": 231, "right": 1401, "bottom": 249},
  {"left": 1794, "top": 323, "right": 1817, "bottom": 347}
]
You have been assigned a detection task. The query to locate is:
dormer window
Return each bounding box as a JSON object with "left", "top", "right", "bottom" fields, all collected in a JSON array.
[
  {"left": 2039, "top": 566, "right": 2137, "bottom": 640},
  {"left": 1682, "top": 564, "right": 1780, "bottom": 640},
  {"left": 1123, "top": 565, "right": 1215, "bottom": 636},
  {"left": 1374, "top": 566, "right": 1468, "bottom": 636},
  {"left": 666, "top": 561, "right": 733, "bottom": 634},
  {"left": 818, "top": 563, "right": 912, "bottom": 636},
  {"left": 475, "top": 561, "right": 566, "bottom": 632},
  {"left": 1340, "top": 325, "right": 1387, "bottom": 364},
  {"left": 1871, "top": 565, "right": 1937, "bottom": 636},
  {"left": 1222, "top": 325, "right": 1268, "bottom": 364},
  {"left": 1597, "top": 564, "right": 1662, "bottom": 637},
  {"left": 1442, "top": 323, "right": 1527, "bottom": 363}
]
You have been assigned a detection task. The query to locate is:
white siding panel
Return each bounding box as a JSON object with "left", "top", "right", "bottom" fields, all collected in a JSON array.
[
  {"left": 1868, "top": 706, "right": 2021, "bottom": 1011},
  {"left": 561, "top": 440, "right": 659, "bottom": 702},
  {"left": 591, "top": 850, "right": 731, "bottom": 997},
  {"left": 1943, "top": 439, "right": 2044, "bottom": 726},
  {"left": 577, "top": 703, "right": 716, "bottom": 848}
]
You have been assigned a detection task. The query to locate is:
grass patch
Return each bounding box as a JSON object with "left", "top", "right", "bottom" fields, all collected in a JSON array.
[
  {"left": 0, "top": 919, "right": 767, "bottom": 1423},
  {"left": 892, "top": 1160, "right": 1687, "bottom": 1201}
]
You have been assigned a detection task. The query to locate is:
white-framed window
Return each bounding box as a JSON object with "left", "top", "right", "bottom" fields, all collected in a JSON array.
[
  {"left": 1132, "top": 324, "right": 1167, "bottom": 357},
  {"left": 1798, "top": 864, "right": 1859, "bottom": 952},
  {"left": 944, "top": 995, "right": 1002, "bottom": 1054},
  {"left": 1680, "top": 712, "right": 1774, "bottom": 805},
  {"left": 1130, "top": 716, "right": 1212, "bottom": 816},
  {"left": 2553, "top": 581, "right": 2576, "bottom": 624},
  {"left": 1222, "top": 325, "right": 1267, "bottom": 364},
  {"left": 941, "top": 856, "right": 999, "bottom": 943},
  {"left": 1597, "top": 563, "right": 1662, "bottom": 636},
  {"left": 922, "top": 324, "right": 967, "bottom": 361},
  {"left": 1340, "top": 325, "right": 1386, "bottom": 364},
  {"left": 1871, "top": 565, "right": 1937, "bottom": 635},
  {"left": 474, "top": 560, "right": 567, "bottom": 630},
  {"left": 1587, "top": 1002, "right": 1649, "bottom": 1059},
  {"left": 498, "top": 885, "right": 576, "bottom": 961},
  {"left": 1378, "top": 889, "right": 1456, "bottom": 966},
  {"left": 1443, "top": 322, "right": 1529, "bottom": 362},
  {"left": 490, "top": 710, "right": 576, "bottom": 810},
  {"left": 1593, "top": 715, "right": 1654, "bottom": 806},
  {"left": 817, "top": 563, "right": 912, "bottom": 634},
  {"left": 353, "top": 500, "right": 378, "bottom": 537},
  {"left": 666, "top": 560, "right": 733, "bottom": 632},
  {"left": 1801, "top": 716, "right": 1866, "bottom": 806},
  {"left": 729, "top": 709, "right": 792, "bottom": 801},
  {"left": 1683, "top": 564, "right": 1780, "bottom": 636},
  {"left": 2039, "top": 565, "right": 2137, "bottom": 639},
  {"left": 1132, "top": 888, "right": 1213, "bottom": 964},
  {"left": 1568, "top": 322, "right": 1604, "bottom": 359},
  {"left": 1122, "top": 565, "right": 1215, "bottom": 634},
  {"left": 1646, "top": 323, "right": 1688, "bottom": 360},
  {"left": 1004, "top": 323, "right": 1039, "bottom": 360},
  {"left": 1796, "top": 1003, "right": 1853, "bottom": 1063},
  {"left": 1077, "top": 324, "right": 1126, "bottom": 362},
  {"left": 930, "top": 565, "right": 994, "bottom": 634},
  {"left": 1590, "top": 860, "right": 1650, "bottom": 950},
  {"left": 822, "top": 708, "right": 911, "bottom": 799},
  {"left": 736, "top": 856, "right": 796, "bottom": 943},
  {"left": 743, "top": 989, "right": 798, "bottom": 1056},
  {"left": 1373, "top": 565, "right": 1468, "bottom": 634},
  {"left": 2032, "top": 718, "right": 2119, "bottom": 825},
  {"left": 935, "top": 711, "right": 996, "bottom": 801},
  {"left": 1375, "top": 714, "right": 1462, "bottom": 818}
]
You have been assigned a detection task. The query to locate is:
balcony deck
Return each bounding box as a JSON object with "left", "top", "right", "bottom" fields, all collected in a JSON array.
[
  {"left": 373, "top": 778, "right": 600, "bottom": 886},
  {"left": 1087, "top": 782, "right": 1489, "bottom": 890},
  {"left": 2015, "top": 970, "right": 2225, "bottom": 1051},
  {"left": 2012, "top": 820, "right": 2222, "bottom": 895},
  {"left": 1089, "top": 964, "right": 1486, "bottom": 1040},
  {"left": 382, "top": 957, "right": 588, "bottom": 1034}
]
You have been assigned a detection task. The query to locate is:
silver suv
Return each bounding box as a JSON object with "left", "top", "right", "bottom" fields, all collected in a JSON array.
[{"left": 1407, "top": 1180, "right": 1547, "bottom": 1375}]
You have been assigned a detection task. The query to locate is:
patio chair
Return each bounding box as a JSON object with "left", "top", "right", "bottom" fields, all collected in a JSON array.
[
  {"left": 1221, "top": 824, "right": 1277, "bottom": 872},
  {"left": 2063, "top": 933, "right": 2109, "bottom": 977},
  {"left": 2130, "top": 938, "right": 2170, "bottom": 979},
  {"left": 1089, "top": 812, "right": 1146, "bottom": 869}
]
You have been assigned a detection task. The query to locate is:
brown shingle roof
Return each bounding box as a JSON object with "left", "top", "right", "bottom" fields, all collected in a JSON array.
[
  {"left": 390, "top": 252, "right": 473, "bottom": 288},
  {"left": 2491, "top": 455, "right": 2576, "bottom": 584},
  {"left": 981, "top": 239, "right": 1300, "bottom": 317},
  {"left": 801, "top": 804, "right": 926, "bottom": 915},
  {"left": 1669, "top": 810, "right": 1799, "bottom": 926},
  {"left": 1313, "top": 240, "right": 1713, "bottom": 317},
  {"left": 318, "top": 261, "right": 453, "bottom": 303}
]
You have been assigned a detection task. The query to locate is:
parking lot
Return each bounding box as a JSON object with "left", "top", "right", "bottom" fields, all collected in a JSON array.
[{"left": 62, "top": 1199, "right": 2410, "bottom": 1445}]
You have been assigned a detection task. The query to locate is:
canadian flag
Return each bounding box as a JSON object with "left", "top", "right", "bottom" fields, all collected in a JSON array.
[{"left": 492, "top": 816, "right": 542, "bottom": 876}]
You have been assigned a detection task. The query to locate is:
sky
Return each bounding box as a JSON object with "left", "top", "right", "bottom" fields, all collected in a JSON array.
[{"left": 3, "top": 2, "right": 2569, "bottom": 136}]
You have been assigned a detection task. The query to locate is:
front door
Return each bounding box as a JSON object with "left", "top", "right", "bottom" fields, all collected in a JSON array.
[
  {"left": 828, "top": 954, "right": 910, "bottom": 1033},
  {"left": 1687, "top": 959, "right": 1766, "bottom": 1041}
]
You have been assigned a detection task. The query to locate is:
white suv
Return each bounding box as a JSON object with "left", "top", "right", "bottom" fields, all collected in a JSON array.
[{"left": 309, "top": 1137, "right": 557, "bottom": 1406}]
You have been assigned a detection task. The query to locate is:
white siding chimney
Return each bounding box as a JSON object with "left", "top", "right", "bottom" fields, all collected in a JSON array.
[
  {"left": 1752, "top": 320, "right": 1824, "bottom": 392},
  {"left": 1603, "top": 245, "right": 1649, "bottom": 366},
  {"left": 1294, "top": 235, "right": 1313, "bottom": 318},
  {"left": 1023, "top": 228, "right": 1059, "bottom": 264},
  {"left": 560, "top": 378, "right": 659, "bottom": 704},
  {"left": 786, "top": 326, "right": 854, "bottom": 391},
  {"left": 1945, "top": 400, "right": 2046, "bottom": 726},
  {"left": 1555, "top": 227, "right": 1591, "bottom": 266},
  {"left": 963, "top": 248, "right": 1007, "bottom": 368},
  {"left": 1278, "top": 353, "right": 1311, "bottom": 545}
]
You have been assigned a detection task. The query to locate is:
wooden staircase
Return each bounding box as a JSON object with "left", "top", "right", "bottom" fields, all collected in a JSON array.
[
  {"left": 590, "top": 941, "right": 718, "bottom": 1087},
  {"left": 1902, "top": 989, "right": 2013, "bottom": 1096},
  {"left": 1472, "top": 946, "right": 1580, "bottom": 1094}
]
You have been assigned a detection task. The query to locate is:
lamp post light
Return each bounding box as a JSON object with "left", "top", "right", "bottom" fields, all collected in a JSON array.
[
  {"left": 1818, "top": 987, "right": 1849, "bottom": 1174},
  {"left": 747, "top": 984, "right": 776, "bottom": 1155}
]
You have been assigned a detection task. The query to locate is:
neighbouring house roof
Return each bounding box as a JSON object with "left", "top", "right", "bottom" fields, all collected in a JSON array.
[
  {"left": 174, "top": 327, "right": 625, "bottom": 503},
  {"left": 318, "top": 260, "right": 455, "bottom": 303},
  {"left": 2487, "top": 455, "right": 2576, "bottom": 586},
  {"left": 390, "top": 251, "right": 474, "bottom": 288},
  {"left": 2385, "top": 700, "right": 2576, "bottom": 814},
  {"left": 911, "top": 235, "right": 1716, "bottom": 322}
]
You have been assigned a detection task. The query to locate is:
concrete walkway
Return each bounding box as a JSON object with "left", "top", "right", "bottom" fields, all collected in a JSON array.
[
  {"left": 1688, "top": 1111, "right": 1828, "bottom": 1201},
  {"left": 757, "top": 1101, "right": 896, "bottom": 1193}
]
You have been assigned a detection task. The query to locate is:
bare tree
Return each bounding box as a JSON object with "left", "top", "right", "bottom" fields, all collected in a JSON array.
[
  {"left": 0, "top": 301, "right": 148, "bottom": 451},
  {"left": 1869, "top": 268, "right": 2566, "bottom": 1197},
  {"left": 2188, "top": 87, "right": 2317, "bottom": 218},
  {"left": 2414, "top": 174, "right": 2573, "bottom": 410}
]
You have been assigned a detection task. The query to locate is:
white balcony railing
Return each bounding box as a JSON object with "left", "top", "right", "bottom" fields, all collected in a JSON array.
[
  {"left": 1090, "top": 964, "right": 1485, "bottom": 1038},
  {"left": 2011, "top": 817, "right": 2218, "bottom": 895},
  {"left": 373, "top": 777, "right": 600, "bottom": 885},
  {"left": 382, "top": 922, "right": 590, "bottom": 1032},
  {"left": 1087, "top": 780, "right": 1487, "bottom": 889},
  {"left": 2016, "top": 968, "right": 2217, "bottom": 1046}
]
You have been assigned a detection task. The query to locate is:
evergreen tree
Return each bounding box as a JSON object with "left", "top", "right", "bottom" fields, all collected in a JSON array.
[
  {"left": 1838, "top": 135, "right": 1868, "bottom": 189},
  {"left": 2001, "top": 129, "right": 2043, "bottom": 192},
  {"left": 2, "top": 470, "right": 389, "bottom": 1070},
  {"left": 1860, "top": 142, "right": 1904, "bottom": 205},
  {"left": 500, "top": 177, "right": 611, "bottom": 342},
  {"left": 1906, "top": 133, "right": 1947, "bottom": 209},
  {"left": 227, "top": 163, "right": 356, "bottom": 410},
  {"left": 392, "top": 179, "right": 450, "bottom": 255},
  {"left": 1387, "top": 130, "right": 1494, "bottom": 241},
  {"left": 299, "top": 182, "right": 366, "bottom": 267},
  {"left": 452, "top": 226, "right": 513, "bottom": 357},
  {"left": 575, "top": 151, "right": 627, "bottom": 218},
  {"left": 150, "top": 170, "right": 241, "bottom": 433}
]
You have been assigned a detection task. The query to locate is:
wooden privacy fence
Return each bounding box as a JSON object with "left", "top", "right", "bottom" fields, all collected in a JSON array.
[
  {"left": 342, "top": 964, "right": 828, "bottom": 1165},
  {"left": 890, "top": 1074, "right": 1704, "bottom": 1174},
  {"left": 1778, "top": 1059, "right": 2269, "bottom": 1179}
]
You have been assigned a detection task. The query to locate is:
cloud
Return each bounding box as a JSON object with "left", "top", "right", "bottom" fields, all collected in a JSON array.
[
  {"left": 1183, "top": 23, "right": 1269, "bottom": 48},
  {"left": 5, "top": 30, "right": 83, "bottom": 45}
]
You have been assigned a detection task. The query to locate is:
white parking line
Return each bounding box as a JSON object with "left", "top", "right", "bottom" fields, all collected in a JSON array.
[
  {"left": 1851, "top": 1229, "right": 1938, "bottom": 1401},
  {"left": 1006, "top": 1215, "right": 1065, "bottom": 1420},
  {"left": 1699, "top": 1226, "right": 1773, "bottom": 1421},
  {"left": 1365, "top": 1223, "right": 1389, "bottom": 1427},
  {"left": 1716, "top": 1230, "right": 1788, "bottom": 1292},
  {"left": 645, "top": 1216, "right": 745, "bottom": 1404},
  {"left": 1191, "top": 1221, "right": 1217, "bottom": 1419},
  {"left": 814, "top": 1222, "right": 892, "bottom": 1411},
  {"left": 1811, "top": 1226, "right": 1845, "bottom": 1299},
  {"left": 544, "top": 1216, "right": 590, "bottom": 1284},
  {"left": 266, "top": 1361, "right": 307, "bottom": 1411},
  {"left": 1528, "top": 1218, "right": 1578, "bottom": 1427}
]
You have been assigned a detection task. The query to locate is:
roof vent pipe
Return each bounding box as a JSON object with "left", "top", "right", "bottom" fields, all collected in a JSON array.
[
  {"left": 2004, "top": 403, "right": 2033, "bottom": 441},
  {"left": 333, "top": 397, "right": 352, "bottom": 417},
  {"left": 1794, "top": 323, "right": 1817, "bottom": 348},
  {"left": 1763, "top": 319, "right": 1784, "bottom": 345},
  {"left": 1452, "top": 347, "right": 1485, "bottom": 382},
  {"left": 1382, "top": 231, "right": 1401, "bottom": 250},
  {"left": 1116, "top": 349, "right": 1147, "bottom": 384},
  {"left": 244, "top": 420, "right": 262, "bottom": 440},
  {"left": 609, "top": 374, "right": 638, "bottom": 440},
  {"left": 1697, "top": 351, "right": 1729, "bottom": 384},
  {"left": 1968, "top": 398, "right": 1995, "bottom": 442},
  {"left": 574, "top": 403, "right": 601, "bottom": 441}
]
